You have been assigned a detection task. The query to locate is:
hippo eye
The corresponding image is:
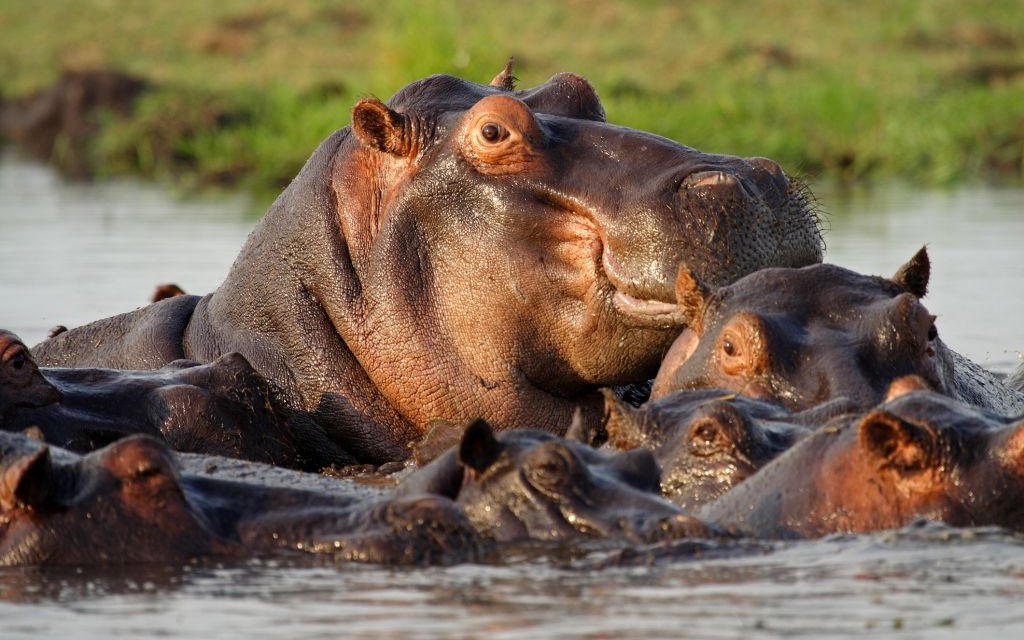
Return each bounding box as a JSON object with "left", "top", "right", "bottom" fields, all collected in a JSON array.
[
  {"left": 9, "top": 353, "right": 25, "bottom": 371},
  {"left": 480, "top": 122, "right": 506, "bottom": 144},
  {"left": 527, "top": 446, "right": 575, "bottom": 489},
  {"left": 722, "top": 339, "right": 736, "bottom": 357},
  {"left": 689, "top": 420, "right": 727, "bottom": 457}
]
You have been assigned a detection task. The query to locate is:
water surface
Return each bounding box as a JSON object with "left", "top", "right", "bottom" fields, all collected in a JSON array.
[{"left": 2, "top": 154, "right": 1024, "bottom": 638}]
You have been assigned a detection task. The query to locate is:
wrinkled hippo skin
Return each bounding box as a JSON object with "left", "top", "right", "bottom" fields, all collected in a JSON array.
[
  {"left": 398, "top": 419, "right": 711, "bottom": 543},
  {"left": 32, "top": 67, "right": 824, "bottom": 466},
  {"left": 0, "top": 431, "right": 483, "bottom": 566},
  {"left": 652, "top": 247, "right": 1024, "bottom": 416},
  {"left": 2, "top": 330, "right": 311, "bottom": 467},
  {"left": 701, "top": 377, "right": 1024, "bottom": 538},
  {"left": 600, "top": 389, "right": 852, "bottom": 510}
]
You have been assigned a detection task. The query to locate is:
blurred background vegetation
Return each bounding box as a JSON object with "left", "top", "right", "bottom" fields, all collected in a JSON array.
[{"left": 0, "top": 0, "right": 1021, "bottom": 194}]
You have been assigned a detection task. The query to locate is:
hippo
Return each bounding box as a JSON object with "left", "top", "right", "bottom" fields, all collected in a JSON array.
[
  {"left": 2, "top": 330, "right": 306, "bottom": 467},
  {"left": 0, "top": 330, "right": 62, "bottom": 423},
  {"left": 397, "top": 419, "right": 711, "bottom": 544},
  {"left": 651, "top": 247, "right": 1024, "bottom": 416},
  {"left": 0, "top": 430, "right": 483, "bottom": 566},
  {"left": 701, "top": 377, "right": 1024, "bottom": 538},
  {"left": 30, "top": 65, "right": 824, "bottom": 466},
  {"left": 600, "top": 389, "right": 853, "bottom": 510}
]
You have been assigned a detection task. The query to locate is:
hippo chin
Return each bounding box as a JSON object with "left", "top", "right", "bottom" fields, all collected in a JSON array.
[
  {"left": 651, "top": 247, "right": 1024, "bottom": 416},
  {"left": 0, "top": 431, "right": 483, "bottom": 566},
  {"left": 31, "top": 65, "right": 823, "bottom": 465},
  {"left": 398, "top": 418, "right": 711, "bottom": 544},
  {"left": 701, "top": 377, "right": 1024, "bottom": 538}
]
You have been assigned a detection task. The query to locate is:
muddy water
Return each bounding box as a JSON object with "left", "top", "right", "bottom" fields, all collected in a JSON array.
[{"left": 2, "top": 153, "right": 1024, "bottom": 638}]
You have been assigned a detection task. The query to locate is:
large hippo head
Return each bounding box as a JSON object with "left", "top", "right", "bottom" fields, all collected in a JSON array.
[
  {"left": 32, "top": 66, "right": 824, "bottom": 465},
  {"left": 702, "top": 377, "right": 1024, "bottom": 538},
  {"left": 338, "top": 70, "right": 822, "bottom": 393}
]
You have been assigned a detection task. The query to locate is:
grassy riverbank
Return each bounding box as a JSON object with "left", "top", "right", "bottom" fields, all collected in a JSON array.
[{"left": 1, "top": 0, "right": 1022, "bottom": 192}]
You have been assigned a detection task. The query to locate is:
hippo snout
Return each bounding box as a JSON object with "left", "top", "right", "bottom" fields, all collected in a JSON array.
[{"left": 680, "top": 156, "right": 791, "bottom": 209}]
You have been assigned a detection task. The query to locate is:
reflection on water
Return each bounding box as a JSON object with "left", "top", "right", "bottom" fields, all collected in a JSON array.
[
  {"left": 3, "top": 527, "right": 1024, "bottom": 639},
  {"left": 2, "top": 155, "right": 1024, "bottom": 637}
]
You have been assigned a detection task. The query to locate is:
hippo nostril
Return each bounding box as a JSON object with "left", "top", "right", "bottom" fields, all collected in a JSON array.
[{"left": 681, "top": 170, "right": 739, "bottom": 190}]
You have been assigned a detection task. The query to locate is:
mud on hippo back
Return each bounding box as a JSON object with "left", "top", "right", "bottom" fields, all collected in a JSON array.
[
  {"left": 651, "top": 247, "right": 1024, "bottom": 416},
  {"left": 31, "top": 66, "right": 824, "bottom": 465}
]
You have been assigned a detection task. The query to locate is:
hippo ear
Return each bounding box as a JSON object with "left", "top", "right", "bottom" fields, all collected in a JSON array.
[
  {"left": 351, "top": 99, "right": 414, "bottom": 157},
  {"left": 601, "top": 389, "right": 650, "bottom": 450},
  {"left": 489, "top": 57, "right": 517, "bottom": 91},
  {"left": 458, "top": 419, "right": 503, "bottom": 474},
  {"left": 892, "top": 246, "right": 930, "bottom": 298},
  {"left": 675, "top": 264, "right": 713, "bottom": 333},
  {"left": 0, "top": 446, "right": 55, "bottom": 511},
  {"left": 858, "top": 410, "right": 937, "bottom": 473},
  {"left": 884, "top": 375, "right": 932, "bottom": 402}
]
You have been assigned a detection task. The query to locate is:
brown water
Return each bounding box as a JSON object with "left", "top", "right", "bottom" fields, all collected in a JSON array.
[{"left": 2, "top": 152, "right": 1023, "bottom": 638}]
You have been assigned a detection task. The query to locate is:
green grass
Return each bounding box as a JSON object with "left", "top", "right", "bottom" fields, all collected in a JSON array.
[{"left": 1, "top": 0, "right": 1022, "bottom": 192}]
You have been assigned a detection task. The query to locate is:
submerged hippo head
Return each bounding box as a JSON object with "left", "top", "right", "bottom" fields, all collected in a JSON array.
[
  {"left": 398, "top": 419, "right": 710, "bottom": 543},
  {"left": 0, "top": 431, "right": 483, "bottom": 566},
  {"left": 651, "top": 248, "right": 947, "bottom": 410},
  {"left": 0, "top": 330, "right": 61, "bottom": 423},
  {"left": 602, "top": 389, "right": 816, "bottom": 510},
  {"left": 0, "top": 434, "right": 221, "bottom": 565},
  {"left": 703, "top": 377, "right": 1024, "bottom": 538}
]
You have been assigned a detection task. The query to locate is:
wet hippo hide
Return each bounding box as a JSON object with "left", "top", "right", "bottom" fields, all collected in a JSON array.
[
  {"left": 652, "top": 248, "right": 1024, "bottom": 416},
  {"left": 700, "top": 377, "right": 1024, "bottom": 538},
  {"left": 32, "top": 67, "right": 824, "bottom": 466},
  {"left": 0, "top": 431, "right": 483, "bottom": 566}
]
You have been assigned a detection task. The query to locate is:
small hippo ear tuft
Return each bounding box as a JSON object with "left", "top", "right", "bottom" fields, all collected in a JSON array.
[
  {"left": 0, "top": 445, "right": 54, "bottom": 511},
  {"left": 884, "top": 375, "right": 932, "bottom": 402},
  {"left": 601, "top": 389, "right": 649, "bottom": 450},
  {"left": 858, "top": 410, "right": 936, "bottom": 473},
  {"left": 489, "top": 57, "right": 517, "bottom": 91},
  {"left": 675, "top": 264, "right": 713, "bottom": 333},
  {"left": 351, "top": 99, "right": 411, "bottom": 156},
  {"left": 458, "top": 419, "right": 503, "bottom": 474},
  {"left": 892, "top": 246, "right": 930, "bottom": 298}
]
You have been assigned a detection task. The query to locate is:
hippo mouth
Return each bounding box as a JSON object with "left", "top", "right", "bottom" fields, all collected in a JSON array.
[{"left": 601, "top": 249, "right": 685, "bottom": 326}]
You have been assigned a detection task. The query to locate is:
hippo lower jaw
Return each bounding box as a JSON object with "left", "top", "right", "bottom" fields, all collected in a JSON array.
[{"left": 601, "top": 250, "right": 686, "bottom": 328}]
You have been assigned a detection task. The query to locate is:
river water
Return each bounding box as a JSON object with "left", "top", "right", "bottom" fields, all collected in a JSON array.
[{"left": 1, "top": 151, "right": 1023, "bottom": 638}]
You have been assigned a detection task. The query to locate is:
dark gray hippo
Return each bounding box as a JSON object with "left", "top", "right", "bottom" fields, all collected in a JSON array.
[
  {"left": 2, "top": 329, "right": 307, "bottom": 468},
  {"left": 600, "top": 389, "right": 851, "bottom": 510},
  {"left": 31, "top": 65, "right": 824, "bottom": 466},
  {"left": 701, "top": 377, "right": 1024, "bottom": 538},
  {"left": 0, "top": 430, "right": 483, "bottom": 566},
  {"left": 397, "top": 419, "right": 711, "bottom": 544},
  {"left": 652, "top": 248, "right": 1024, "bottom": 416}
]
